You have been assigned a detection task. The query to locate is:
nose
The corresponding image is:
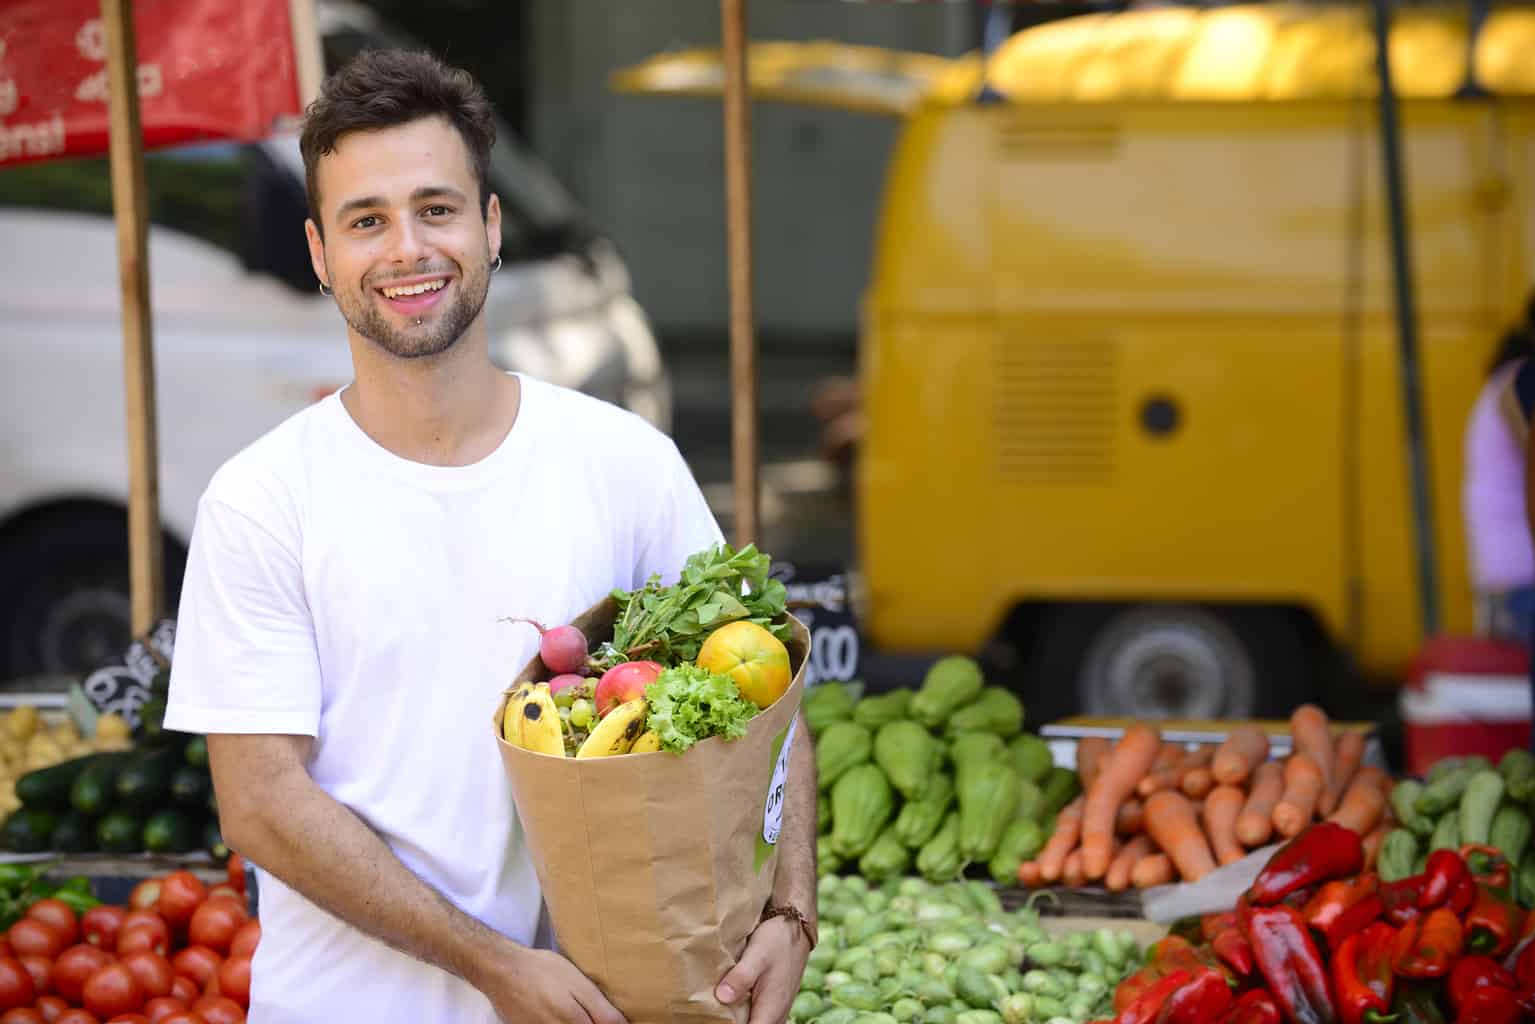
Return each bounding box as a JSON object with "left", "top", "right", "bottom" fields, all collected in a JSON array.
[{"left": 388, "top": 216, "right": 430, "bottom": 266}]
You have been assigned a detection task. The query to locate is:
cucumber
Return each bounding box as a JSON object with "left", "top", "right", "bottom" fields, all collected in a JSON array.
[
  {"left": 1430, "top": 812, "right": 1461, "bottom": 853},
  {"left": 1, "top": 809, "right": 56, "bottom": 853},
  {"left": 50, "top": 812, "right": 96, "bottom": 853},
  {"left": 69, "top": 753, "right": 135, "bottom": 816},
  {"left": 1491, "top": 805, "right": 1532, "bottom": 866},
  {"left": 169, "top": 765, "right": 210, "bottom": 808},
  {"left": 1389, "top": 780, "right": 1435, "bottom": 838},
  {"left": 1038, "top": 767, "right": 1080, "bottom": 819},
  {"left": 1417, "top": 764, "right": 1478, "bottom": 818},
  {"left": 114, "top": 746, "right": 182, "bottom": 810},
  {"left": 15, "top": 755, "right": 98, "bottom": 812},
  {"left": 142, "top": 809, "right": 198, "bottom": 854},
  {"left": 183, "top": 735, "right": 209, "bottom": 769},
  {"left": 95, "top": 811, "right": 144, "bottom": 854},
  {"left": 1458, "top": 771, "right": 1505, "bottom": 846}
]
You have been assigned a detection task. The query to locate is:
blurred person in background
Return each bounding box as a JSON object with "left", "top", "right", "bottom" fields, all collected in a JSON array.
[{"left": 1466, "top": 298, "right": 1535, "bottom": 644}]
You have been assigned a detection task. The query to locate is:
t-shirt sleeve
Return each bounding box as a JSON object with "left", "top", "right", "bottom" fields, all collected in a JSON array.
[
  {"left": 164, "top": 495, "right": 322, "bottom": 737},
  {"left": 632, "top": 442, "right": 726, "bottom": 588}
]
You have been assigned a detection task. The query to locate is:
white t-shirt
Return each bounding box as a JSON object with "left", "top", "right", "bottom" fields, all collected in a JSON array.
[{"left": 165, "top": 374, "right": 723, "bottom": 1023}]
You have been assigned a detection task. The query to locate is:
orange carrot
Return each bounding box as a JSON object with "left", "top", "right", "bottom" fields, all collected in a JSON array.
[
  {"left": 1145, "top": 790, "right": 1219, "bottom": 882},
  {"left": 1290, "top": 705, "right": 1334, "bottom": 801},
  {"left": 1062, "top": 848, "right": 1086, "bottom": 888},
  {"left": 1204, "top": 785, "right": 1248, "bottom": 866},
  {"left": 1137, "top": 742, "right": 1187, "bottom": 797},
  {"left": 1038, "top": 796, "right": 1085, "bottom": 882},
  {"left": 1212, "top": 727, "right": 1270, "bottom": 786},
  {"left": 1182, "top": 768, "right": 1216, "bottom": 800},
  {"left": 1362, "top": 824, "right": 1388, "bottom": 872},
  {"left": 1320, "top": 731, "right": 1367, "bottom": 816},
  {"left": 1328, "top": 766, "right": 1388, "bottom": 835},
  {"left": 1018, "top": 860, "right": 1044, "bottom": 888},
  {"left": 1116, "top": 799, "right": 1145, "bottom": 837},
  {"left": 1273, "top": 753, "right": 1326, "bottom": 838},
  {"left": 1078, "top": 736, "right": 1113, "bottom": 791},
  {"left": 1237, "top": 760, "right": 1285, "bottom": 847},
  {"left": 1106, "top": 835, "right": 1155, "bottom": 892},
  {"left": 1131, "top": 853, "right": 1174, "bottom": 888},
  {"left": 1082, "top": 725, "right": 1163, "bottom": 879}
]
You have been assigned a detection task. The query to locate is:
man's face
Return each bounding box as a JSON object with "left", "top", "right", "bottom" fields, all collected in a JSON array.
[{"left": 305, "top": 116, "right": 501, "bottom": 360}]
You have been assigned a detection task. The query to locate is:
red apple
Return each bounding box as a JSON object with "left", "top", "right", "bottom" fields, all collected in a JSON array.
[{"left": 594, "top": 660, "right": 662, "bottom": 717}]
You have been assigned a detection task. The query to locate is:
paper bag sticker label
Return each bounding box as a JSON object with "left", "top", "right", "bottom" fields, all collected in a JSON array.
[{"left": 762, "top": 714, "right": 798, "bottom": 846}]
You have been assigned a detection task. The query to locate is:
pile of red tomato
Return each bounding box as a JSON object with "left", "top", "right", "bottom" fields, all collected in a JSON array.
[{"left": 0, "top": 856, "right": 256, "bottom": 1024}]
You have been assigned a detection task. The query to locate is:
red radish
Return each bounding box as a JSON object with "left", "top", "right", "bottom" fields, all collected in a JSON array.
[
  {"left": 502, "top": 619, "right": 589, "bottom": 675},
  {"left": 594, "top": 661, "right": 663, "bottom": 717},
  {"left": 547, "top": 674, "right": 587, "bottom": 697}
]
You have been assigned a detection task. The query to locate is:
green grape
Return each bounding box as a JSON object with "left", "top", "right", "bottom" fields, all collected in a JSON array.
[{"left": 570, "top": 699, "right": 594, "bottom": 730}]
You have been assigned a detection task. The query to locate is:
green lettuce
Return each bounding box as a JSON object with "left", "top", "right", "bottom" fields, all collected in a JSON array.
[{"left": 645, "top": 663, "right": 759, "bottom": 754}]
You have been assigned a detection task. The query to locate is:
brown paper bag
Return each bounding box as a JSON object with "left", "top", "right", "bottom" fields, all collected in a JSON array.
[{"left": 492, "top": 597, "right": 810, "bottom": 1024}]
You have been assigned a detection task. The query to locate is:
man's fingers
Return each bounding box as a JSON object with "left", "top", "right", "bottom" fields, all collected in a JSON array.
[
  {"left": 744, "top": 966, "right": 793, "bottom": 1024},
  {"left": 575, "top": 982, "right": 627, "bottom": 1024},
  {"left": 716, "top": 933, "right": 772, "bottom": 1005}
]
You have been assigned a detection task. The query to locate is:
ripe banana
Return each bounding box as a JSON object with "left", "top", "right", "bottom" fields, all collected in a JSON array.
[
  {"left": 501, "top": 683, "right": 535, "bottom": 744},
  {"left": 514, "top": 683, "right": 566, "bottom": 757},
  {"left": 575, "top": 698, "right": 649, "bottom": 758},
  {"left": 629, "top": 730, "right": 662, "bottom": 754}
]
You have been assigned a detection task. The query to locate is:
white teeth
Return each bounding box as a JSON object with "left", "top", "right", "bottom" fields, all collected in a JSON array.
[{"left": 382, "top": 279, "right": 446, "bottom": 299}]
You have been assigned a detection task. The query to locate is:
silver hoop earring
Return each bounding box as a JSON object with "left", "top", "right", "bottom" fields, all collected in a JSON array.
[
  {"left": 319, "top": 282, "right": 332, "bottom": 296},
  {"left": 491, "top": 255, "right": 502, "bottom": 274}
]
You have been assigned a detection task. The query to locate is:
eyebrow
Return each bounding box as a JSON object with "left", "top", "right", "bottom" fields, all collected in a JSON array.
[{"left": 334, "top": 186, "right": 470, "bottom": 222}]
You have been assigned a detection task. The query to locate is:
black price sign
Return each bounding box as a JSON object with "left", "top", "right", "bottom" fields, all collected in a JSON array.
[
  {"left": 76, "top": 618, "right": 176, "bottom": 730},
  {"left": 771, "top": 560, "right": 860, "bottom": 687}
]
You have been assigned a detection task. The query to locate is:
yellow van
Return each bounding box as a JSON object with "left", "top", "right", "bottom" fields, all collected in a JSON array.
[{"left": 617, "top": 5, "right": 1535, "bottom": 719}]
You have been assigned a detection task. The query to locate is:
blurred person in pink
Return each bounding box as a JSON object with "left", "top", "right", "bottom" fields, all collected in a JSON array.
[{"left": 1465, "top": 304, "right": 1535, "bottom": 643}]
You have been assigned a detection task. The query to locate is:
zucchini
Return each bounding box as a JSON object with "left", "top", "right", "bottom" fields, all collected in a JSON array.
[
  {"left": 95, "top": 810, "right": 144, "bottom": 854},
  {"left": 183, "top": 736, "right": 209, "bottom": 769},
  {"left": 50, "top": 812, "right": 96, "bottom": 853},
  {"left": 114, "top": 746, "right": 181, "bottom": 810},
  {"left": 142, "top": 809, "right": 198, "bottom": 854},
  {"left": 204, "top": 818, "right": 229, "bottom": 862},
  {"left": 1458, "top": 771, "right": 1505, "bottom": 846},
  {"left": 15, "top": 755, "right": 99, "bottom": 812},
  {"left": 1, "top": 809, "right": 56, "bottom": 853},
  {"left": 169, "top": 765, "right": 210, "bottom": 808},
  {"left": 69, "top": 753, "right": 134, "bottom": 816}
]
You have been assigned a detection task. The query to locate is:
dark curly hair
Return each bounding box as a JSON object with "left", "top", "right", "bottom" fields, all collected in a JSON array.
[{"left": 300, "top": 49, "right": 497, "bottom": 235}]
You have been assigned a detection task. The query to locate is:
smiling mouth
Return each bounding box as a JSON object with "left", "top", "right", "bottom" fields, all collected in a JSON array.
[{"left": 376, "top": 277, "right": 451, "bottom": 314}]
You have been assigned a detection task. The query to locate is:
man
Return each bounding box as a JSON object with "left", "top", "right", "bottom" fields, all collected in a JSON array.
[{"left": 165, "top": 50, "right": 816, "bottom": 1023}]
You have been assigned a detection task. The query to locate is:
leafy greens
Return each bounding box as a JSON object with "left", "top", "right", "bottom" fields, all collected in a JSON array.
[{"left": 644, "top": 664, "right": 758, "bottom": 754}]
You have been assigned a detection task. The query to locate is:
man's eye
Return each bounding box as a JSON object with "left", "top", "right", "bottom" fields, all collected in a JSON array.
[
  {"left": 352, "top": 215, "right": 380, "bottom": 230},
  {"left": 424, "top": 205, "right": 452, "bottom": 217}
]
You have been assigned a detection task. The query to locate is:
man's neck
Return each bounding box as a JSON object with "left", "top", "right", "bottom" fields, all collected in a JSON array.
[{"left": 342, "top": 330, "right": 520, "bottom": 468}]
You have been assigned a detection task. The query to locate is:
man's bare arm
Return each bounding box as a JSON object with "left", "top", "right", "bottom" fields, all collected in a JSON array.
[
  {"left": 772, "top": 711, "right": 818, "bottom": 926},
  {"left": 209, "top": 733, "right": 624, "bottom": 1024}
]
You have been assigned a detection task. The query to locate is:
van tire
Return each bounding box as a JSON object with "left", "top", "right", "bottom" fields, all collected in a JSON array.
[
  {"left": 1020, "top": 603, "right": 1315, "bottom": 722},
  {"left": 0, "top": 509, "right": 186, "bottom": 685}
]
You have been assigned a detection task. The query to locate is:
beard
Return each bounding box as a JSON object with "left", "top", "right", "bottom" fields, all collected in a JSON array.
[{"left": 332, "top": 253, "right": 492, "bottom": 360}]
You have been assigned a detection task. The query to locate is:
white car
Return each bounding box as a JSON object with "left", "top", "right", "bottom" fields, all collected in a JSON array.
[{"left": 0, "top": 11, "right": 670, "bottom": 685}]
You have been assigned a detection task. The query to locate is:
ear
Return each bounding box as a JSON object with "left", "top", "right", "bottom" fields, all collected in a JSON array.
[
  {"left": 305, "top": 219, "right": 329, "bottom": 292},
  {"left": 484, "top": 193, "right": 502, "bottom": 264}
]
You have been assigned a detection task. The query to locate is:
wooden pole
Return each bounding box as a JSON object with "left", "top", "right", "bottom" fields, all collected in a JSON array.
[
  {"left": 288, "top": 0, "right": 325, "bottom": 108},
  {"left": 102, "top": 0, "right": 163, "bottom": 636},
  {"left": 721, "top": 0, "right": 760, "bottom": 547}
]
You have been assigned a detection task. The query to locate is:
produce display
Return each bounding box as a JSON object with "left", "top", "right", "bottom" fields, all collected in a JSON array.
[
  {"left": 0, "top": 858, "right": 253, "bottom": 1022},
  {"left": 1021, "top": 706, "right": 1389, "bottom": 889},
  {"left": 1, "top": 680, "right": 223, "bottom": 860},
  {"left": 799, "top": 873, "right": 1144, "bottom": 1024},
  {"left": 808, "top": 657, "right": 1077, "bottom": 886},
  {"left": 1113, "top": 822, "right": 1535, "bottom": 1024},
  {"left": 0, "top": 709, "right": 133, "bottom": 819},
  {"left": 499, "top": 544, "right": 796, "bottom": 758},
  {"left": 1379, "top": 750, "right": 1535, "bottom": 908}
]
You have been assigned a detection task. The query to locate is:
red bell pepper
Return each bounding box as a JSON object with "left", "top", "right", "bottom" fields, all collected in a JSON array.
[
  {"left": 1514, "top": 938, "right": 1535, "bottom": 992},
  {"left": 1447, "top": 956, "right": 1516, "bottom": 1016},
  {"left": 1203, "top": 912, "right": 1240, "bottom": 942},
  {"left": 1332, "top": 922, "right": 1397, "bottom": 1024},
  {"left": 1115, "top": 969, "right": 1194, "bottom": 1024},
  {"left": 1156, "top": 966, "right": 1234, "bottom": 1024},
  {"left": 1454, "top": 985, "right": 1521, "bottom": 1024},
  {"left": 1463, "top": 885, "right": 1524, "bottom": 958},
  {"left": 1249, "top": 823, "right": 1366, "bottom": 906},
  {"left": 1147, "top": 935, "right": 1211, "bottom": 976},
  {"left": 1382, "top": 876, "right": 1428, "bottom": 927},
  {"left": 1392, "top": 907, "right": 1464, "bottom": 979},
  {"left": 1217, "top": 990, "right": 1283, "bottom": 1024},
  {"left": 1420, "top": 850, "right": 1473, "bottom": 911},
  {"left": 1213, "top": 927, "right": 1256, "bottom": 980},
  {"left": 1458, "top": 845, "right": 1513, "bottom": 893},
  {"left": 1242, "top": 901, "right": 1338, "bottom": 1024},
  {"left": 1306, "top": 877, "right": 1383, "bottom": 948}
]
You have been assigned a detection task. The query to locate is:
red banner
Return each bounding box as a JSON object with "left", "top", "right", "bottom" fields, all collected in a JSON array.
[{"left": 0, "top": 0, "right": 304, "bottom": 168}]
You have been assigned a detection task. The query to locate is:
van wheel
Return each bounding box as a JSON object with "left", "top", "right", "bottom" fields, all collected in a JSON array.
[
  {"left": 0, "top": 511, "right": 185, "bottom": 685},
  {"left": 1022, "top": 604, "right": 1314, "bottom": 721}
]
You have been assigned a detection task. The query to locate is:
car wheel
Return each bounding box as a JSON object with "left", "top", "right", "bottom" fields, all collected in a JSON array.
[{"left": 0, "top": 511, "right": 185, "bottom": 684}]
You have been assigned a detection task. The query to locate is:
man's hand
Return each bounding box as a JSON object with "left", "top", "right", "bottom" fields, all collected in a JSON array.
[
  {"left": 715, "top": 917, "right": 811, "bottom": 1024},
  {"left": 479, "top": 945, "right": 628, "bottom": 1024}
]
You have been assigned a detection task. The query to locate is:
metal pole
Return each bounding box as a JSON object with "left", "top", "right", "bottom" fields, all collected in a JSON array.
[
  {"left": 722, "top": 0, "right": 760, "bottom": 546},
  {"left": 1370, "top": 0, "right": 1441, "bottom": 635},
  {"left": 102, "top": 0, "right": 164, "bottom": 635}
]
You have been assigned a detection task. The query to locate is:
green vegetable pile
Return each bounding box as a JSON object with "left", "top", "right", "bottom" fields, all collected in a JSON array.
[
  {"left": 0, "top": 862, "right": 98, "bottom": 927},
  {"left": 810, "top": 656, "right": 1079, "bottom": 886},
  {"left": 795, "top": 873, "right": 1143, "bottom": 1024},
  {"left": 1378, "top": 750, "right": 1535, "bottom": 905}
]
